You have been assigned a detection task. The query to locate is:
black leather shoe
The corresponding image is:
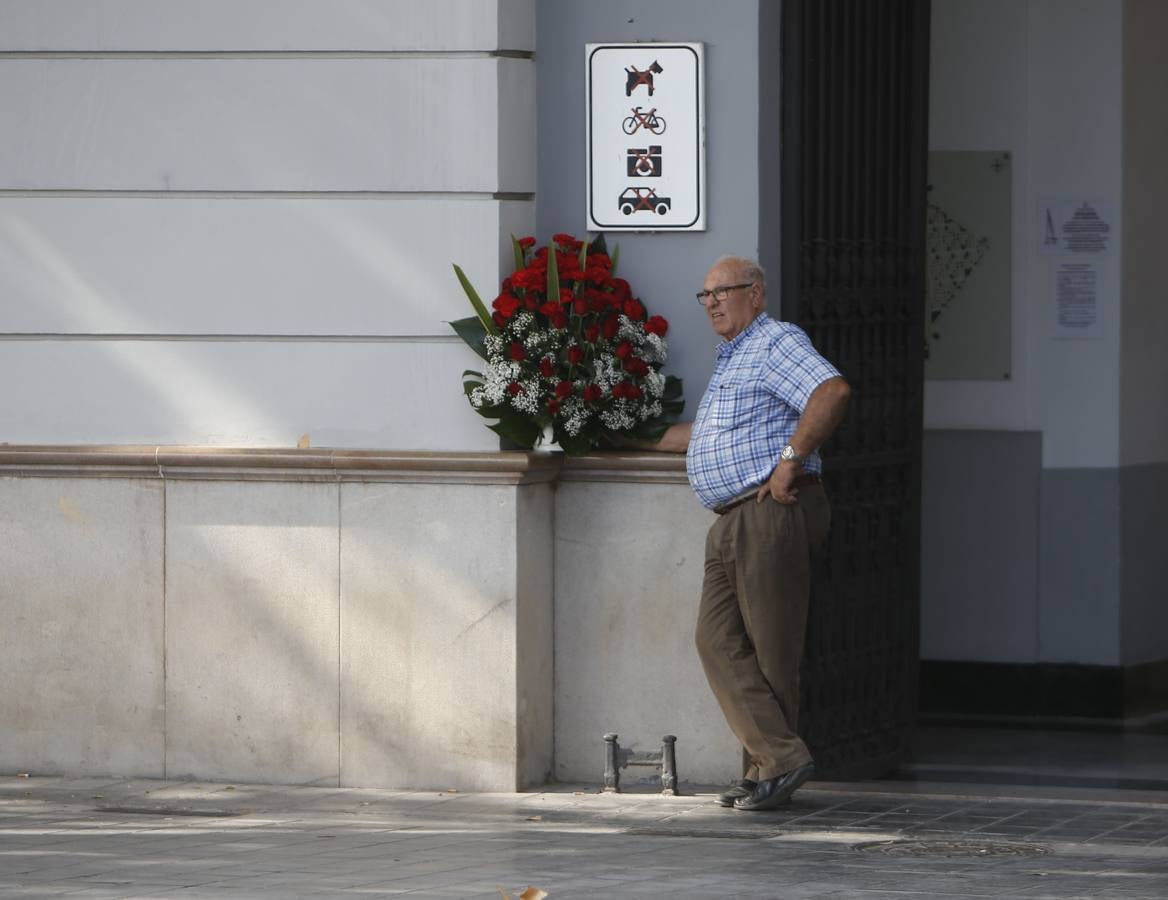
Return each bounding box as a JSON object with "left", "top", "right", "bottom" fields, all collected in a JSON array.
[
  {"left": 732, "top": 762, "right": 814, "bottom": 811},
  {"left": 714, "top": 779, "right": 756, "bottom": 808}
]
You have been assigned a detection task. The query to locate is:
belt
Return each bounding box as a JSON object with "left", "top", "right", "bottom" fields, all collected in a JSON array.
[{"left": 712, "top": 473, "right": 822, "bottom": 515}]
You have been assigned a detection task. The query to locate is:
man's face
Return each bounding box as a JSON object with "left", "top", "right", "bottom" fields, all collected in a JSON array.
[{"left": 701, "top": 262, "right": 762, "bottom": 341}]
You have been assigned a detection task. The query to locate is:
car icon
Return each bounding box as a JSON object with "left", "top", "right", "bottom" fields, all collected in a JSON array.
[{"left": 618, "top": 187, "right": 671, "bottom": 216}]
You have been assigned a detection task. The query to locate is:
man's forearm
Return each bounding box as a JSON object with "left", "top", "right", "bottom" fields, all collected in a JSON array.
[{"left": 654, "top": 421, "right": 692, "bottom": 453}]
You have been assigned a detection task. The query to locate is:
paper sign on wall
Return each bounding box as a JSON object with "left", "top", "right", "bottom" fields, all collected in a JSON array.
[
  {"left": 585, "top": 43, "right": 706, "bottom": 231},
  {"left": 1037, "top": 197, "right": 1113, "bottom": 256}
]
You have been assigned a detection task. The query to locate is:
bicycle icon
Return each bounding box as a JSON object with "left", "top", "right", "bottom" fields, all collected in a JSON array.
[{"left": 621, "top": 107, "right": 666, "bottom": 136}]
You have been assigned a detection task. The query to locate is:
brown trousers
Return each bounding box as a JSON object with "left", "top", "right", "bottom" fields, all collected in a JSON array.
[{"left": 696, "top": 484, "right": 831, "bottom": 781}]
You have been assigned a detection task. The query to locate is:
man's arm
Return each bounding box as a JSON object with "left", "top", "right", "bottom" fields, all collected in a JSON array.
[
  {"left": 757, "top": 376, "right": 851, "bottom": 504},
  {"left": 653, "top": 421, "right": 692, "bottom": 453},
  {"left": 611, "top": 421, "right": 692, "bottom": 453}
]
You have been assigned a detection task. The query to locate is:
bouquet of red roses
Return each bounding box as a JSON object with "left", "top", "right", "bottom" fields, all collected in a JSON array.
[{"left": 451, "top": 233, "right": 684, "bottom": 454}]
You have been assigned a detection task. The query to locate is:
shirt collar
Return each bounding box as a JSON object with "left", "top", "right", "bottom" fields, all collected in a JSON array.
[{"left": 715, "top": 312, "right": 770, "bottom": 358}]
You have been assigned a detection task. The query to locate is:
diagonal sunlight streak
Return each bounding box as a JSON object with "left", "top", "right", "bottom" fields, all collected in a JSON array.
[
  {"left": 160, "top": 483, "right": 522, "bottom": 789},
  {"left": 0, "top": 213, "right": 282, "bottom": 439}
]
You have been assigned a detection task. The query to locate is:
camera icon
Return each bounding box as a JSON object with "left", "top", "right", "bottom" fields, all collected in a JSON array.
[{"left": 627, "top": 146, "right": 663, "bottom": 178}]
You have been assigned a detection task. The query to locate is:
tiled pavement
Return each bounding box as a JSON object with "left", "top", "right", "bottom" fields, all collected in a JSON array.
[{"left": 2, "top": 774, "right": 1168, "bottom": 898}]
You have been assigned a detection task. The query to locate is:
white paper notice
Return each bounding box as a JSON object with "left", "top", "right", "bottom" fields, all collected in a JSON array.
[
  {"left": 1038, "top": 197, "right": 1113, "bottom": 255},
  {"left": 1053, "top": 262, "right": 1101, "bottom": 339}
]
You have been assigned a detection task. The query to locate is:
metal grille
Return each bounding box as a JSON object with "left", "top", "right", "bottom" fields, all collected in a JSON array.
[{"left": 781, "top": 0, "right": 930, "bottom": 779}]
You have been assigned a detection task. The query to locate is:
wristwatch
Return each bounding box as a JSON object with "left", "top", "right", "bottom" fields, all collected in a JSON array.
[{"left": 780, "top": 444, "right": 806, "bottom": 466}]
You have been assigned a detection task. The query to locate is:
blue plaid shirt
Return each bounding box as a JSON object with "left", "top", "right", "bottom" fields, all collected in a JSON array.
[{"left": 686, "top": 313, "right": 842, "bottom": 510}]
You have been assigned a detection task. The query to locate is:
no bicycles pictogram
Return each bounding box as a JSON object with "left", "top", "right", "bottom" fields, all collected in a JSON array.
[{"left": 622, "top": 106, "right": 666, "bottom": 136}]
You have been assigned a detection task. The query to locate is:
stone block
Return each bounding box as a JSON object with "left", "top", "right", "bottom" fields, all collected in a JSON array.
[
  {"left": 339, "top": 480, "right": 553, "bottom": 791},
  {"left": 164, "top": 480, "right": 340, "bottom": 784},
  {"left": 0, "top": 477, "right": 164, "bottom": 775},
  {"left": 553, "top": 478, "right": 737, "bottom": 786}
]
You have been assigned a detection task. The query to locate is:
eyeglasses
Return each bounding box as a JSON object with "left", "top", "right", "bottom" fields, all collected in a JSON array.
[{"left": 695, "top": 282, "right": 755, "bottom": 306}]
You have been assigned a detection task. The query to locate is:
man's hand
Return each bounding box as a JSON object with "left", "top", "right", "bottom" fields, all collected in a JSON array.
[{"left": 756, "top": 458, "right": 802, "bottom": 505}]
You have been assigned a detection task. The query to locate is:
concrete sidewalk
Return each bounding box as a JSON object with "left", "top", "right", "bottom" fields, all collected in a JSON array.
[{"left": 2, "top": 774, "right": 1167, "bottom": 898}]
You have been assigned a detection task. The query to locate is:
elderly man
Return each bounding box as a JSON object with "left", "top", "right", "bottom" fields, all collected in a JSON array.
[{"left": 652, "top": 255, "right": 850, "bottom": 811}]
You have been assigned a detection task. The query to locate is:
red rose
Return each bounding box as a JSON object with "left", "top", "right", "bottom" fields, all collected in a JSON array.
[
  {"left": 538, "top": 301, "right": 560, "bottom": 318},
  {"left": 626, "top": 384, "right": 643, "bottom": 399},
  {"left": 623, "top": 298, "right": 646, "bottom": 321},
  {"left": 614, "top": 340, "right": 633, "bottom": 360},
  {"left": 547, "top": 308, "right": 567, "bottom": 329},
  {"left": 523, "top": 294, "right": 540, "bottom": 311},
  {"left": 611, "top": 278, "right": 632, "bottom": 301},
  {"left": 546, "top": 399, "right": 560, "bottom": 414},
  {"left": 644, "top": 315, "right": 669, "bottom": 336},
  {"left": 558, "top": 255, "right": 584, "bottom": 280},
  {"left": 508, "top": 342, "right": 526, "bottom": 361},
  {"left": 567, "top": 345, "right": 584, "bottom": 365},
  {"left": 511, "top": 268, "right": 544, "bottom": 290},
  {"left": 518, "top": 236, "right": 536, "bottom": 249},
  {"left": 555, "top": 380, "right": 574, "bottom": 399},
  {"left": 584, "top": 324, "right": 601, "bottom": 343},
  {"left": 601, "top": 315, "right": 620, "bottom": 339},
  {"left": 506, "top": 382, "right": 523, "bottom": 396},
  {"left": 624, "top": 357, "right": 649, "bottom": 377},
  {"left": 582, "top": 384, "right": 603, "bottom": 403},
  {"left": 572, "top": 297, "right": 589, "bottom": 316},
  {"left": 538, "top": 357, "right": 555, "bottom": 377},
  {"left": 553, "top": 233, "right": 583, "bottom": 250},
  {"left": 491, "top": 311, "right": 507, "bottom": 327},
  {"left": 492, "top": 292, "right": 521, "bottom": 318},
  {"left": 560, "top": 288, "right": 575, "bottom": 303}
]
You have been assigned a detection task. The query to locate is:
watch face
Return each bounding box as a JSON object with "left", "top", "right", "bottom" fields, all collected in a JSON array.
[{"left": 781, "top": 446, "right": 795, "bottom": 461}]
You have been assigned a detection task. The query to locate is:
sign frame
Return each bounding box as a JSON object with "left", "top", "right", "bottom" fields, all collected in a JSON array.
[{"left": 585, "top": 42, "right": 706, "bottom": 232}]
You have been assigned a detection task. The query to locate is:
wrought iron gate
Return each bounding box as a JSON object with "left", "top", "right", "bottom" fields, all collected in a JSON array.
[{"left": 781, "top": 0, "right": 930, "bottom": 779}]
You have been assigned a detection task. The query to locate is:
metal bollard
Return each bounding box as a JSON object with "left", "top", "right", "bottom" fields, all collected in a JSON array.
[{"left": 602, "top": 732, "right": 680, "bottom": 796}]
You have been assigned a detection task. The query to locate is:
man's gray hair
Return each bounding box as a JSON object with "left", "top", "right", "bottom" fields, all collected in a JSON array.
[{"left": 715, "top": 255, "right": 766, "bottom": 291}]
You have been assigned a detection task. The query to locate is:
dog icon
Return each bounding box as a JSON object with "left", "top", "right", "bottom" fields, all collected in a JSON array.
[{"left": 625, "top": 61, "right": 664, "bottom": 96}]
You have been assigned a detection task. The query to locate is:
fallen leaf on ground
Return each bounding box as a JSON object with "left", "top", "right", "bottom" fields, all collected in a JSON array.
[{"left": 520, "top": 888, "right": 549, "bottom": 900}]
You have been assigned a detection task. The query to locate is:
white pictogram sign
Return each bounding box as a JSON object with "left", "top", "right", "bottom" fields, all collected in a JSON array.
[{"left": 586, "top": 43, "right": 706, "bottom": 231}]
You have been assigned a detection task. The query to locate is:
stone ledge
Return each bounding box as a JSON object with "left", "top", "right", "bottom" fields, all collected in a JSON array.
[
  {"left": 0, "top": 444, "right": 690, "bottom": 484},
  {"left": 560, "top": 451, "right": 689, "bottom": 484},
  {"left": 0, "top": 444, "right": 559, "bottom": 485}
]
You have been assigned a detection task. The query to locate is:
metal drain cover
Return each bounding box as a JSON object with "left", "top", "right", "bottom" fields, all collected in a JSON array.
[{"left": 854, "top": 839, "right": 1051, "bottom": 858}]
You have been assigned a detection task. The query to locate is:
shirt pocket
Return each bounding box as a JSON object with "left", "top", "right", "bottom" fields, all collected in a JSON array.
[{"left": 709, "top": 377, "right": 760, "bottom": 429}]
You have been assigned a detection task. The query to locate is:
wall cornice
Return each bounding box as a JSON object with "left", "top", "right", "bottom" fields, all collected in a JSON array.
[{"left": 0, "top": 445, "right": 689, "bottom": 485}]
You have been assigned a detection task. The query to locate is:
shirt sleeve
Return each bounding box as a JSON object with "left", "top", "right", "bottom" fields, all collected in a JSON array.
[{"left": 761, "top": 326, "right": 842, "bottom": 412}]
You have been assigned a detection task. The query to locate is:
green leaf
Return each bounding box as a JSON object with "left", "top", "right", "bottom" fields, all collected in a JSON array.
[
  {"left": 590, "top": 233, "right": 609, "bottom": 257},
  {"left": 662, "top": 375, "right": 685, "bottom": 405},
  {"left": 555, "top": 428, "right": 594, "bottom": 456},
  {"left": 460, "top": 370, "right": 484, "bottom": 397},
  {"left": 546, "top": 237, "right": 561, "bottom": 302},
  {"left": 449, "top": 316, "right": 490, "bottom": 360},
  {"left": 452, "top": 263, "right": 498, "bottom": 334},
  {"left": 488, "top": 414, "right": 543, "bottom": 450},
  {"left": 578, "top": 237, "right": 590, "bottom": 273},
  {"left": 610, "top": 242, "right": 620, "bottom": 275},
  {"left": 511, "top": 234, "right": 525, "bottom": 273}
]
